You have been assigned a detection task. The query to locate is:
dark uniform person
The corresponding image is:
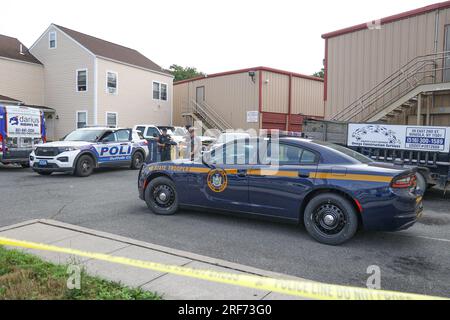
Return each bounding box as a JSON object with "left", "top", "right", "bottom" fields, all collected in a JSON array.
[{"left": 158, "top": 128, "right": 172, "bottom": 162}]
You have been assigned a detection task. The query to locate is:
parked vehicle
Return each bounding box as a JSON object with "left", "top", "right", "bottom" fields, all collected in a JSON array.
[
  {"left": 209, "top": 132, "right": 251, "bottom": 150},
  {"left": 0, "top": 105, "right": 46, "bottom": 167},
  {"left": 134, "top": 124, "right": 216, "bottom": 153},
  {"left": 30, "top": 127, "right": 148, "bottom": 177},
  {"left": 138, "top": 135, "right": 423, "bottom": 245},
  {"left": 303, "top": 119, "right": 450, "bottom": 193},
  {"left": 134, "top": 125, "right": 161, "bottom": 140}
]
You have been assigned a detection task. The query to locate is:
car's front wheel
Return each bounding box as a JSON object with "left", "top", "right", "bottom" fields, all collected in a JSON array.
[
  {"left": 144, "top": 176, "right": 178, "bottom": 215},
  {"left": 131, "top": 151, "right": 144, "bottom": 170},
  {"left": 303, "top": 193, "right": 358, "bottom": 245},
  {"left": 75, "top": 155, "right": 94, "bottom": 177}
]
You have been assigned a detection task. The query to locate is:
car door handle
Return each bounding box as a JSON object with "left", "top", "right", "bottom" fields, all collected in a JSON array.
[
  {"left": 237, "top": 170, "right": 247, "bottom": 177},
  {"left": 298, "top": 172, "right": 310, "bottom": 178}
]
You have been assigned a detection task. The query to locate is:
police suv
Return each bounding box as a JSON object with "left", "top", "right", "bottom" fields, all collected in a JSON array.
[{"left": 30, "top": 127, "right": 149, "bottom": 177}]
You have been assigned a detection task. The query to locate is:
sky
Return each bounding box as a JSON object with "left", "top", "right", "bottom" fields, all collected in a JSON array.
[{"left": 0, "top": 0, "right": 439, "bottom": 76}]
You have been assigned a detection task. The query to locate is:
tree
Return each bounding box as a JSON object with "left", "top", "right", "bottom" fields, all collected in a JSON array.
[
  {"left": 169, "top": 65, "right": 205, "bottom": 82},
  {"left": 313, "top": 68, "right": 325, "bottom": 79}
]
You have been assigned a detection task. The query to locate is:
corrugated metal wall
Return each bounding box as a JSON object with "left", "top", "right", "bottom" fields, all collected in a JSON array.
[
  {"left": 173, "top": 69, "right": 324, "bottom": 131},
  {"left": 173, "top": 72, "right": 259, "bottom": 130},
  {"left": 325, "top": 10, "right": 439, "bottom": 119},
  {"left": 172, "top": 82, "right": 189, "bottom": 126},
  {"left": 261, "top": 71, "right": 289, "bottom": 113},
  {"left": 291, "top": 76, "right": 324, "bottom": 116}
]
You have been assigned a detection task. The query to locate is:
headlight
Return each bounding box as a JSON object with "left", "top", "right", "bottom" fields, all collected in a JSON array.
[{"left": 57, "top": 146, "right": 80, "bottom": 153}]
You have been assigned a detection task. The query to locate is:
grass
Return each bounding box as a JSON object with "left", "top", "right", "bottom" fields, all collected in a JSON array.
[{"left": 0, "top": 246, "right": 161, "bottom": 300}]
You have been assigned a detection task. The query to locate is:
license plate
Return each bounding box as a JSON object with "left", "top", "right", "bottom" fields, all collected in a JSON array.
[{"left": 39, "top": 160, "right": 48, "bottom": 166}]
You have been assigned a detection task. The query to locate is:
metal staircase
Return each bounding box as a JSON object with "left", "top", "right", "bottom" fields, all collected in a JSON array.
[
  {"left": 331, "top": 51, "right": 450, "bottom": 123},
  {"left": 182, "top": 100, "right": 233, "bottom": 131}
]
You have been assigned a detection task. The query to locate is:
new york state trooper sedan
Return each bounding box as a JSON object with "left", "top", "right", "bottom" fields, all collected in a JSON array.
[
  {"left": 138, "top": 134, "right": 424, "bottom": 245},
  {"left": 29, "top": 127, "right": 149, "bottom": 177}
]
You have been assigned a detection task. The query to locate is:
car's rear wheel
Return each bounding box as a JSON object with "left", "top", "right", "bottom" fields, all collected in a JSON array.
[
  {"left": 131, "top": 151, "right": 144, "bottom": 170},
  {"left": 75, "top": 155, "right": 94, "bottom": 177},
  {"left": 144, "top": 177, "right": 178, "bottom": 215},
  {"left": 37, "top": 171, "right": 52, "bottom": 176},
  {"left": 303, "top": 193, "right": 358, "bottom": 245}
]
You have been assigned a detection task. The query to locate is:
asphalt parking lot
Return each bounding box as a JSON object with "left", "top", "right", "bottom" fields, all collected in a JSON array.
[{"left": 0, "top": 164, "right": 449, "bottom": 297}]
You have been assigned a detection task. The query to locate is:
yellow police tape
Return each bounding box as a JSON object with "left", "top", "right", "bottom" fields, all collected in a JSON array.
[{"left": 0, "top": 236, "right": 446, "bottom": 300}]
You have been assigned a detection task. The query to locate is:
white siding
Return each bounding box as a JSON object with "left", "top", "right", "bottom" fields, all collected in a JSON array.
[{"left": 31, "top": 26, "right": 95, "bottom": 139}]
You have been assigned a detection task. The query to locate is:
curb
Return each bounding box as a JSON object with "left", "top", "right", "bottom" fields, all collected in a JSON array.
[{"left": 1, "top": 219, "right": 307, "bottom": 282}]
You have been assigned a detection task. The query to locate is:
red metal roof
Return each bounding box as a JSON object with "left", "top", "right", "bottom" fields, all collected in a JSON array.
[
  {"left": 322, "top": 0, "right": 450, "bottom": 39},
  {"left": 174, "top": 66, "right": 324, "bottom": 85}
]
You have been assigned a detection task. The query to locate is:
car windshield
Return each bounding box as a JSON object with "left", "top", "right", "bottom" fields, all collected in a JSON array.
[
  {"left": 314, "top": 141, "right": 373, "bottom": 164},
  {"left": 63, "top": 129, "right": 105, "bottom": 142}
]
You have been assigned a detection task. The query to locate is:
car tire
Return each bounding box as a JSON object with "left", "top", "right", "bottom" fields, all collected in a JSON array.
[
  {"left": 37, "top": 171, "right": 52, "bottom": 176},
  {"left": 144, "top": 176, "right": 179, "bottom": 215},
  {"left": 415, "top": 172, "right": 427, "bottom": 194},
  {"left": 303, "top": 193, "right": 358, "bottom": 245},
  {"left": 75, "top": 155, "right": 94, "bottom": 177},
  {"left": 130, "top": 151, "right": 144, "bottom": 170}
]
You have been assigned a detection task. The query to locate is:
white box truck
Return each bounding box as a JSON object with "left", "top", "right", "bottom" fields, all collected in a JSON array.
[{"left": 0, "top": 105, "right": 46, "bottom": 167}]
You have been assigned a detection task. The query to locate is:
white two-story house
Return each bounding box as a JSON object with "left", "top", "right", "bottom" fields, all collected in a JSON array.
[{"left": 30, "top": 24, "right": 173, "bottom": 139}]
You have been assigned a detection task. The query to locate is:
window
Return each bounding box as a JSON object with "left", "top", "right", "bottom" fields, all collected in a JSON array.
[
  {"left": 76, "top": 111, "right": 87, "bottom": 129},
  {"left": 107, "top": 72, "right": 118, "bottom": 94},
  {"left": 160, "top": 83, "right": 167, "bottom": 101},
  {"left": 262, "top": 143, "right": 318, "bottom": 165},
  {"left": 106, "top": 112, "right": 118, "bottom": 128},
  {"left": 135, "top": 126, "right": 146, "bottom": 135},
  {"left": 116, "top": 129, "right": 131, "bottom": 142},
  {"left": 300, "top": 150, "right": 317, "bottom": 164},
  {"left": 64, "top": 129, "right": 104, "bottom": 142},
  {"left": 49, "top": 31, "right": 57, "bottom": 49},
  {"left": 146, "top": 127, "right": 160, "bottom": 138},
  {"left": 153, "top": 81, "right": 168, "bottom": 100},
  {"left": 278, "top": 144, "right": 302, "bottom": 165},
  {"left": 76, "top": 69, "right": 87, "bottom": 92},
  {"left": 153, "top": 82, "right": 160, "bottom": 99},
  {"left": 101, "top": 131, "right": 117, "bottom": 143}
]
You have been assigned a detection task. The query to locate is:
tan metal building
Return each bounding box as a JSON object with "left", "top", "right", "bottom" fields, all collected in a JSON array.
[
  {"left": 323, "top": 1, "right": 450, "bottom": 125},
  {"left": 173, "top": 67, "right": 324, "bottom": 132}
]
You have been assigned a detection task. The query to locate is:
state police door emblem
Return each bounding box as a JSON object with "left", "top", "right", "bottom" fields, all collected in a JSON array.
[{"left": 207, "top": 169, "right": 228, "bottom": 193}]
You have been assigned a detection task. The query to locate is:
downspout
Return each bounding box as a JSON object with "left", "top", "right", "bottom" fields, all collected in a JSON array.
[
  {"left": 324, "top": 38, "right": 328, "bottom": 119},
  {"left": 259, "top": 69, "right": 263, "bottom": 129},
  {"left": 287, "top": 74, "right": 292, "bottom": 131},
  {"left": 432, "top": 9, "right": 440, "bottom": 114}
]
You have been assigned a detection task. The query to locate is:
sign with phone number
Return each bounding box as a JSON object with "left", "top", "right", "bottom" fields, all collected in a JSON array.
[
  {"left": 348, "top": 124, "right": 450, "bottom": 153},
  {"left": 405, "top": 127, "right": 448, "bottom": 152}
]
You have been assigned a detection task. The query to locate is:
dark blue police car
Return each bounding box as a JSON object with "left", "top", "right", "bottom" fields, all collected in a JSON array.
[{"left": 138, "top": 136, "right": 423, "bottom": 245}]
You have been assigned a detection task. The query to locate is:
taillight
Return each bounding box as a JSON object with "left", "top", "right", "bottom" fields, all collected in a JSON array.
[{"left": 391, "top": 174, "right": 416, "bottom": 189}]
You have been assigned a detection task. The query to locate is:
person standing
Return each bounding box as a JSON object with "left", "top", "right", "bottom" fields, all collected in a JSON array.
[
  {"left": 158, "top": 128, "right": 172, "bottom": 162},
  {"left": 188, "top": 127, "right": 202, "bottom": 161}
]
